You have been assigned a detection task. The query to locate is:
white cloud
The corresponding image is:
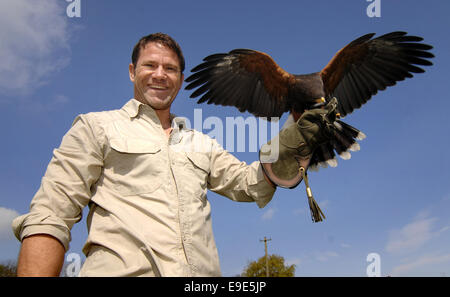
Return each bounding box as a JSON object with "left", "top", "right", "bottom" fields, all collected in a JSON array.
[
  {"left": 261, "top": 208, "right": 275, "bottom": 220},
  {"left": 286, "top": 257, "right": 301, "bottom": 267},
  {"left": 386, "top": 217, "right": 435, "bottom": 253},
  {"left": 0, "top": 0, "right": 72, "bottom": 95},
  {"left": 385, "top": 210, "right": 450, "bottom": 275},
  {"left": 391, "top": 253, "right": 450, "bottom": 276},
  {"left": 0, "top": 207, "right": 20, "bottom": 240},
  {"left": 315, "top": 251, "right": 339, "bottom": 262},
  {"left": 54, "top": 94, "right": 70, "bottom": 104},
  {"left": 20, "top": 93, "right": 71, "bottom": 113},
  {"left": 293, "top": 208, "right": 305, "bottom": 216},
  {"left": 385, "top": 213, "right": 449, "bottom": 254},
  {"left": 340, "top": 243, "right": 351, "bottom": 249},
  {"left": 318, "top": 199, "right": 330, "bottom": 209}
]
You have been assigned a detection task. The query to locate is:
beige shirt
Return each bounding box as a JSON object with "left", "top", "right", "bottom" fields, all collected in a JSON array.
[{"left": 12, "top": 98, "right": 276, "bottom": 276}]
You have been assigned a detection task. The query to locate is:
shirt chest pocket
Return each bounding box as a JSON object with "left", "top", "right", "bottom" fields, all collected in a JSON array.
[
  {"left": 183, "top": 151, "right": 211, "bottom": 196},
  {"left": 107, "top": 138, "right": 165, "bottom": 196}
]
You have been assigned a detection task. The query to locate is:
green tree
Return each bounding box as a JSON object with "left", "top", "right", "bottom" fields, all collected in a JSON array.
[
  {"left": 241, "top": 254, "right": 295, "bottom": 277},
  {"left": 0, "top": 261, "right": 17, "bottom": 277}
]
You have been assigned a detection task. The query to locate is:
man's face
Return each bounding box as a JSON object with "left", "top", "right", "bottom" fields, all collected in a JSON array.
[{"left": 129, "top": 42, "right": 184, "bottom": 110}]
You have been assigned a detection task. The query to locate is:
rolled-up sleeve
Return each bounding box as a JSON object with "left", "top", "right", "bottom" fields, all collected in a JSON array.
[
  {"left": 207, "top": 140, "right": 276, "bottom": 208},
  {"left": 12, "top": 114, "right": 104, "bottom": 251}
]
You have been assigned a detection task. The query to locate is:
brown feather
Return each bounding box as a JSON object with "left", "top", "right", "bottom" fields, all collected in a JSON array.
[
  {"left": 319, "top": 32, "right": 433, "bottom": 116},
  {"left": 185, "top": 32, "right": 433, "bottom": 172},
  {"left": 238, "top": 50, "right": 296, "bottom": 101},
  {"left": 320, "top": 34, "right": 373, "bottom": 94},
  {"left": 185, "top": 49, "right": 295, "bottom": 119},
  {"left": 186, "top": 32, "right": 433, "bottom": 120}
]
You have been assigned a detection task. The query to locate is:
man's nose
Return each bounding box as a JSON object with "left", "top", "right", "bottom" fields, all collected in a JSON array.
[{"left": 153, "top": 66, "right": 166, "bottom": 79}]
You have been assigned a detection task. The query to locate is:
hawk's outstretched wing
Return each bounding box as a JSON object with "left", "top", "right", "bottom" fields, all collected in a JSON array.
[
  {"left": 185, "top": 49, "right": 296, "bottom": 119},
  {"left": 320, "top": 31, "right": 434, "bottom": 117}
]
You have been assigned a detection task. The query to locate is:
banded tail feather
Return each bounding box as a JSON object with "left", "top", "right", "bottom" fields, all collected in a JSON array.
[{"left": 309, "top": 119, "right": 366, "bottom": 171}]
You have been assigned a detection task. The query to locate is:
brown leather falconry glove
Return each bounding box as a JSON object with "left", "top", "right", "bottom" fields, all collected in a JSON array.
[
  {"left": 259, "top": 98, "right": 339, "bottom": 222},
  {"left": 259, "top": 97, "right": 339, "bottom": 188}
]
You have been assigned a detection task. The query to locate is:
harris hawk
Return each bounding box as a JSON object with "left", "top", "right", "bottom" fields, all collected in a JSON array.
[
  {"left": 185, "top": 31, "right": 434, "bottom": 220},
  {"left": 186, "top": 31, "right": 434, "bottom": 168}
]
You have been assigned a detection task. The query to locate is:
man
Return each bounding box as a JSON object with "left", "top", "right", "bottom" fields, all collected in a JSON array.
[{"left": 12, "top": 33, "right": 336, "bottom": 276}]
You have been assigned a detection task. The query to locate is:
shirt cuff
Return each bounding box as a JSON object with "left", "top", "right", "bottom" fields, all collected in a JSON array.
[
  {"left": 12, "top": 213, "right": 71, "bottom": 251},
  {"left": 248, "top": 162, "right": 277, "bottom": 208}
]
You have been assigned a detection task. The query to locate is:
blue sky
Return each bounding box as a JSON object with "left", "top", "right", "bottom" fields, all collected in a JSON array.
[{"left": 1, "top": 0, "right": 449, "bottom": 277}]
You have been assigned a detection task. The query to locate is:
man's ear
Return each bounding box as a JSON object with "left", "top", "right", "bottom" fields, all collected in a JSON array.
[
  {"left": 129, "top": 63, "right": 136, "bottom": 82},
  {"left": 177, "top": 73, "right": 185, "bottom": 91}
]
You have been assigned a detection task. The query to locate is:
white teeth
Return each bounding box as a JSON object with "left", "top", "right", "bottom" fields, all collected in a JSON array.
[{"left": 150, "top": 85, "right": 167, "bottom": 90}]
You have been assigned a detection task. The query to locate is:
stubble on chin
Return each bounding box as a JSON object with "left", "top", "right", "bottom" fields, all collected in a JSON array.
[
  {"left": 151, "top": 95, "right": 174, "bottom": 110},
  {"left": 143, "top": 93, "right": 176, "bottom": 111}
]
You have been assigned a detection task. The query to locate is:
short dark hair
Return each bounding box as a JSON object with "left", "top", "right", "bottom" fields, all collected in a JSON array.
[{"left": 131, "top": 32, "right": 185, "bottom": 73}]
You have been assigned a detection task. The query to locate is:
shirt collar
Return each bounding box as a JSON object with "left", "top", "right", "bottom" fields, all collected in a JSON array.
[
  {"left": 172, "top": 116, "right": 187, "bottom": 131},
  {"left": 123, "top": 98, "right": 146, "bottom": 119},
  {"left": 122, "top": 98, "right": 186, "bottom": 131}
]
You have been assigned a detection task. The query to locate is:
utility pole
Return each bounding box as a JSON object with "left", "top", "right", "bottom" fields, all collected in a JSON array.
[{"left": 259, "top": 236, "right": 272, "bottom": 277}]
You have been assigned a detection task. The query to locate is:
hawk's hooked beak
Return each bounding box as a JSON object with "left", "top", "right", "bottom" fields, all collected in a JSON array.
[
  {"left": 315, "top": 97, "right": 326, "bottom": 104},
  {"left": 311, "top": 97, "right": 326, "bottom": 109},
  {"left": 314, "top": 97, "right": 341, "bottom": 119}
]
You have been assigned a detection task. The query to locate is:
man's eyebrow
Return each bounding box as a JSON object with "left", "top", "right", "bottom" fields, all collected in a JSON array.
[
  {"left": 140, "top": 59, "right": 178, "bottom": 68},
  {"left": 140, "top": 59, "right": 156, "bottom": 64}
]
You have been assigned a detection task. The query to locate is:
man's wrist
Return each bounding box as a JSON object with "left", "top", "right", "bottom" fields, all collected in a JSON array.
[{"left": 262, "top": 169, "right": 277, "bottom": 188}]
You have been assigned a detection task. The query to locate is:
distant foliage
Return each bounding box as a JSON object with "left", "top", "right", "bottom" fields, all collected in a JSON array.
[
  {"left": 241, "top": 254, "right": 295, "bottom": 277},
  {"left": 0, "top": 261, "right": 17, "bottom": 277}
]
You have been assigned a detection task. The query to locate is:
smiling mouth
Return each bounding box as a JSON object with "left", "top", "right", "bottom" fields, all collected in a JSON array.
[{"left": 149, "top": 85, "right": 168, "bottom": 90}]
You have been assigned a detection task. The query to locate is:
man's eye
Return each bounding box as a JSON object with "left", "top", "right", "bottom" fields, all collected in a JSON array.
[
  {"left": 165, "top": 66, "right": 178, "bottom": 73},
  {"left": 142, "top": 62, "right": 156, "bottom": 69}
]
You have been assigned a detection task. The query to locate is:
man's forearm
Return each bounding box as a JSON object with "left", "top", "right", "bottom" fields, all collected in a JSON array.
[{"left": 17, "top": 234, "right": 65, "bottom": 277}]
